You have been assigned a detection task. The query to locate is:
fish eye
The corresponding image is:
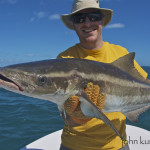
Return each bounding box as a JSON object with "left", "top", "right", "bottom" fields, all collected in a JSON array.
[{"left": 37, "top": 75, "right": 48, "bottom": 86}]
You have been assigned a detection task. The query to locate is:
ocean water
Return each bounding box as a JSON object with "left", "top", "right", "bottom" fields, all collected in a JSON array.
[{"left": 0, "top": 67, "right": 150, "bottom": 150}]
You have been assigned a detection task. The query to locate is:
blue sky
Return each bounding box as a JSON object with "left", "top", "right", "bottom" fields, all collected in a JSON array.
[{"left": 0, "top": 0, "right": 150, "bottom": 67}]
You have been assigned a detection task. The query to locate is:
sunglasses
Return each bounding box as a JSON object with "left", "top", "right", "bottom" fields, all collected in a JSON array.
[{"left": 71, "top": 12, "right": 104, "bottom": 24}]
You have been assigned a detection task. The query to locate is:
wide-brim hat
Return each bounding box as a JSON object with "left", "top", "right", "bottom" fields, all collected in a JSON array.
[{"left": 61, "top": 0, "right": 113, "bottom": 30}]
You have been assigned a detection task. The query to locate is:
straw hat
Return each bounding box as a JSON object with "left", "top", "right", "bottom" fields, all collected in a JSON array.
[{"left": 61, "top": 0, "right": 113, "bottom": 30}]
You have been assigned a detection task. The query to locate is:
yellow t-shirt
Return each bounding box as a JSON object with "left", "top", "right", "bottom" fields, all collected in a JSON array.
[{"left": 57, "top": 41, "right": 147, "bottom": 150}]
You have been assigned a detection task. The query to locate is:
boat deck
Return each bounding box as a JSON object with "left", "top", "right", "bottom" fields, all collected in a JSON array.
[{"left": 21, "top": 125, "right": 150, "bottom": 150}]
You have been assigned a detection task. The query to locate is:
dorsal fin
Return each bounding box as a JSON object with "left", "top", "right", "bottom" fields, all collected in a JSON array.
[{"left": 111, "top": 52, "right": 146, "bottom": 82}]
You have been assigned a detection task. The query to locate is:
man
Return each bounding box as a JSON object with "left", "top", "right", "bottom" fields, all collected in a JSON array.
[{"left": 57, "top": 0, "right": 148, "bottom": 150}]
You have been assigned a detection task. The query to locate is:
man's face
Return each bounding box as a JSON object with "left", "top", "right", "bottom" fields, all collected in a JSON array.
[{"left": 71, "top": 9, "right": 104, "bottom": 45}]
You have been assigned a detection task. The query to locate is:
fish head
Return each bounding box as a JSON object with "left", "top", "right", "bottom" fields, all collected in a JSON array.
[{"left": 0, "top": 60, "right": 82, "bottom": 103}]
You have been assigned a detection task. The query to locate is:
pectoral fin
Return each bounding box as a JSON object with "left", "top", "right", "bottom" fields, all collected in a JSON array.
[
  {"left": 78, "top": 91, "right": 123, "bottom": 140},
  {"left": 125, "top": 105, "right": 150, "bottom": 123}
]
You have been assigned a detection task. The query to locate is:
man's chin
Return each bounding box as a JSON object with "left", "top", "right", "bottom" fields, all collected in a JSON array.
[{"left": 84, "top": 37, "right": 97, "bottom": 43}]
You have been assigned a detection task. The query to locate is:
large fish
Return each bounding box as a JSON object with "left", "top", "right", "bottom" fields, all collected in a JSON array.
[{"left": 0, "top": 53, "right": 150, "bottom": 140}]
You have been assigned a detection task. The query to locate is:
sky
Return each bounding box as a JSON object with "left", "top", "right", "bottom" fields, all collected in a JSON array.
[{"left": 0, "top": 0, "right": 150, "bottom": 67}]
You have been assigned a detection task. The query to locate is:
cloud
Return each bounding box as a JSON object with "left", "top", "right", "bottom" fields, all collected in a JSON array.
[
  {"left": 30, "top": 11, "right": 47, "bottom": 22},
  {"left": 105, "top": 23, "right": 125, "bottom": 29},
  {"left": 30, "top": 17, "right": 35, "bottom": 22},
  {"left": 49, "top": 14, "right": 60, "bottom": 20},
  {"left": 0, "top": 0, "right": 18, "bottom": 5},
  {"left": 30, "top": 12, "right": 60, "bottom": 22},
  {"left": 36, "top": 11, "right": 46, "bottom": 19}
]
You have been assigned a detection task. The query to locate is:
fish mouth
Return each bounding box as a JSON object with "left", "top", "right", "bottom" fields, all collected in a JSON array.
[{"left": 0, "top": 74, "right": 24, "bottom": 92}]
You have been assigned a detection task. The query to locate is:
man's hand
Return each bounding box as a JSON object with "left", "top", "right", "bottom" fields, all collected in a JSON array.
[{"left": 63, "top": 82, "right": 105, "bottom": 126}]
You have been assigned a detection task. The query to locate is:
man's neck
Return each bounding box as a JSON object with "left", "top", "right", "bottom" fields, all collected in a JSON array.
[{"left": 80, "top": 40, "right": 103, "bottom": 50}]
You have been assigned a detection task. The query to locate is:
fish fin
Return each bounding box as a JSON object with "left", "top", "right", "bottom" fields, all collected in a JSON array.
[
  {"left": 78, "top": 91, "right": 123, "bottom": 140},
  {"left": 124, "top": 105, "right": 150, "bottom": 123},
  {"left": 58, "top": 104, "right": 67, "bottom": 119},
  {"left": 111, "top": 52, "right": 146, "bottom": 82}
]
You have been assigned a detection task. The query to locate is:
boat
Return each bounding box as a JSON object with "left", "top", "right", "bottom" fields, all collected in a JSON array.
[{"left": 21, "top": 125, "right": 150, "bottom": 150}]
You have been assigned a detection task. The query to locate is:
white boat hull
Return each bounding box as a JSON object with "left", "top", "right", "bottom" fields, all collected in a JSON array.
[{"left": 21, "top": 125, "right": 150, "bottom": 150}]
